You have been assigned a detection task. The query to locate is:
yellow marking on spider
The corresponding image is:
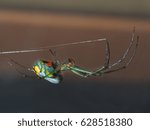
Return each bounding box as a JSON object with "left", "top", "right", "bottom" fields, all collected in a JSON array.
[{"left": 34, "top": 66, "right": 40, "bottom": 74}]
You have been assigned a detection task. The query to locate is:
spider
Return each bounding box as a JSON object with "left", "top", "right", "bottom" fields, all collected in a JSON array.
[{"left": 1, "top": 29, "right": 139, "bottom": 84}]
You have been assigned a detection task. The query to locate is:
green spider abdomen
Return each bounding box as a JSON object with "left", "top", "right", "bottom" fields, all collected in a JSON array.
[{"left": 33, "top": 60, "right": 56, "bottom": 78}]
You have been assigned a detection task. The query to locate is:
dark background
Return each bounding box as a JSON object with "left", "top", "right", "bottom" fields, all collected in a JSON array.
[{"left": 0, "top": 0, "right": 150, "bottom": 112}]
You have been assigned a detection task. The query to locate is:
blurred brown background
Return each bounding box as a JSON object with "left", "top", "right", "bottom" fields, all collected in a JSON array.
[{"left": 0, "top": 0, "right": 150, "bottom": 112}]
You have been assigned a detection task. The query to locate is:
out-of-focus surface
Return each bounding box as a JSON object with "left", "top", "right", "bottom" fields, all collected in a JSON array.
[
  {"left": 0, "top": 0, "right": 150, "bottom": 18},
  {"left": 0, "top": 1, "right": 149, "bottom": 112}
]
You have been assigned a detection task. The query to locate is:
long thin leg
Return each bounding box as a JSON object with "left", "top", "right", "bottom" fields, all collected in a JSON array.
[
  {"left": 108, "top": 28, "right": 136, "bottom": 69},
  {"left": 49, "top": 49, "right": 61, "bottom": 63},
  {"left": 60, "top": 63, "right": 93, "bottom": 77},
  {"left": 8, "top": 58, "right": 36, "bottom": 78},
  {"left": 71, "top": 70, "right": 88, "bottom": 78},
  {"left": 49, "top": 49, "right": 56, "bottom": 60},
  {"left": 94, "top": 28, "right": 138, "bottom": 76},
  {"left": 92, "top": 39, "right": 110, "bottom": 74},
  {"left": 63, "top": 39, "right": 110, "bottom": 77},
  {"left": 80, "top": 39, "right": 110, "bottom": 77},
  {"left": 67, "top": 29, "right": 138, "bottom": 77},
  {"left": 70, "top": 66, "right": 92, "bottom": 74},
  {"left": 8, "top": 58, "right": 33, "bottom": 72},
  {"left": 104, "top": 40, "right": 110, "bottom": 69},
  {"left": 103, "top": 35, "right": 139, "bottom": 74}
]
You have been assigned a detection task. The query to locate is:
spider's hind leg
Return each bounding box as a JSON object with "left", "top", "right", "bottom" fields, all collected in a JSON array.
[{"left": 8, "top": 58, "right": 35, "bottom": 78}]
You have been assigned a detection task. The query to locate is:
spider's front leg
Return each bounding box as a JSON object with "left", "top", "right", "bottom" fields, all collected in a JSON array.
[
  {"left": 108, "top": 28, "right": 136, "bottom": 69},
  {"left": 60, "top": 58, "right": 93, "bottom": 78},
  {"left": 89, "top": 28, "right": 139, "bottom": 76},
  {"left": 102, "top": 30, "right": 139, "bottom": 74},
  {"left": 49, "top": 49, "right": 61, "bottom": 65},
  {"left": 69, "top": 66, "right": 94, "bottom": 78},
  {"left": 64, "top": 39, "right": 111, "bottom": 77},
  {"left": 85, "top": 39, "right": 110, "bottom": 77}
]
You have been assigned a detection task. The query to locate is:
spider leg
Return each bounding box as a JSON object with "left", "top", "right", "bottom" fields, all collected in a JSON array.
[
  {"left": 61, "top": 39, "right": 110, "bottom": 77},
  {"left": 8, "top": 58, "right": 36, "bottom": 78},
  {"left": 85, "top": 29, "right": 139, "bottom": 76},
  {"left": 60, "top": 62, "right": 93, "bottom": 78},
  {"left": 59, "top": 31, "right": 138, "bottom": 78},
  {"left": 49, "top": 49, "right": 56, "bottom": 59},
  {"left": 8, "top": 58, "right": 33, "bottom": 72},
  {"left": 102, "top": 35, "right": 139, "bottom": 74},
  {"left": 77, "top": 39, "right": 110, "bottom": 77},
  {"left": 92, "top": 39, "right": 110, "bottom": 74},
  {"left": 15, "top": 69, "right": 36, "bottom": 78},
  {"left": 108, "top": 28, "right": 136, "bottom": 69},
  {"left": 49, "top": 49, "right": 61, "bottom": 65},
  {"left": 104, "top": 39, "right": 110, "bottom": 69},
  {"left": 71, "top": 70, "right": 89, "bottom": 78}
]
